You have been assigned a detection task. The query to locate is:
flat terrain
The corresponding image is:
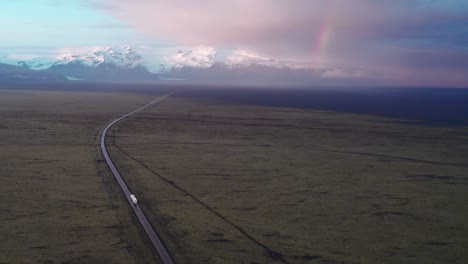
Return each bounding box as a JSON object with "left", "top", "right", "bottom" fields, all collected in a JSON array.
[
  {"left": 0, "top": 88, "right": 167, "bottom": 264},
  {"left": 1, "top": 86, "right": 468, "bottom": 264},
  {"left": 108, "top": 95, "right": 468, "bottom": 264}
]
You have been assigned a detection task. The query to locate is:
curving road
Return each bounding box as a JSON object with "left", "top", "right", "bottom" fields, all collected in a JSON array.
[{"left": 100, "top": 92, "right": 176, "bottom": 264}]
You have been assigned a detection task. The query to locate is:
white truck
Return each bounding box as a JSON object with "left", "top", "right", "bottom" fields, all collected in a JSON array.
[{"left": 130, "top": 194, "right": 138, "bottom": 205}]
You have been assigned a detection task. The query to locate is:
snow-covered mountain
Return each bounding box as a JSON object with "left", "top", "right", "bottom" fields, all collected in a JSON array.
[
  {"left": 55, "top": 46, "right": 143, "bottom": 68},
  {"left": 16, "top": 57, "right": 56, "bottom": 71},
  {"left": 14, "top": 46, "right": 143, "bottom": 71},
  {"left": 164, "top": 46, "right": 217, "bottom": 70},
  {"left": 160, "top": 47, "right": 319, "bottom": 84},
  {"left": 163, "top": 47, "right": 310, "bottom": 71},
  {"left": 0, "top": 45, "right": 361, "bottom": 84},
  {"left": 2, "top": 46, "right": 158, "bottom": 82}
]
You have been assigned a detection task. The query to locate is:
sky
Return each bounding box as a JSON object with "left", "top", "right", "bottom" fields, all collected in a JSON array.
[{"left": 1, "top": 0, "right": 468, "bottom": 87}]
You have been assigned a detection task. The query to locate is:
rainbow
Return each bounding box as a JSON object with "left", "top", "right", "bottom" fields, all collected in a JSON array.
[{"left": 313, "top": 1, "right": 336, "bottom": 66}]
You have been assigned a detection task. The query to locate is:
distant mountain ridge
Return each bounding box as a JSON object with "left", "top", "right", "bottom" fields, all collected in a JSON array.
[
  {"left": 15, "top": 46, "right": 144, "bottom": 70},
  {"left": 4, "top": 46, "right": 157, "bottom": 82},
  {"left": 48, "top": 63, "right": 157, "bottom": 82},
  {"left": 0, "top": 63, "right": 66, "bottom": 82},
  {"left": 0, "top": 46, "right": 361, "bottom": 84},
  {"left": 55, "top": 46, "right": 143, "bottom": 69}
]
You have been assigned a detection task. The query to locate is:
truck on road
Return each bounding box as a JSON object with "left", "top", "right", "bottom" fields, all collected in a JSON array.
[{"left": 130, "top": 194, "right": 138, "bottom": 205}]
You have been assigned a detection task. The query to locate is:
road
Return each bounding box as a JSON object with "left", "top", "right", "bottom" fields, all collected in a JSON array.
[{"left": 100, "top": 92, "right": 176, "bottom": 264}]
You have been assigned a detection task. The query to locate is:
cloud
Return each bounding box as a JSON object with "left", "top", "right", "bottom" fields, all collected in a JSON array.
[
  {"left": 89, "top": 0, "right": 331, "bottom": 58},
  {"left": 322, "top": 68, "right": 366, "bottom": 78},
  {"left": 86, "top": 0, "right": 468, "bottom": 86},
  {"left": 225, "top": 50, "right": 308, "bottom": 70},
  {"left": 6, "top": 0, "right": 468, "bottom": 86},
  {"left": 91, "top": 1, "right": 468, "bottom": 51}
]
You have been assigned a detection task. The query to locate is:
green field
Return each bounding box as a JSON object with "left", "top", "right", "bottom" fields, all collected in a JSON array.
[
  {"left": 1, "top": 87, "right": 467, "bottom": 264},
  {"left": 109, "top": 96, "right": 468, "bottom": 264},
  {"left": 0, "top": 88, "right": 162, "bottom": 264}
]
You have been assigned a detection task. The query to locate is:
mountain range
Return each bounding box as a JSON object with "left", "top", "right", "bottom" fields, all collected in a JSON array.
[
  {"left": 0, "top": 63, "right": 66, "bottom": 82},
  {"left": 1, "top": 46, "right": 158, "bottom": 82},
  {"left": 0, "top": 46, "right": 359, "bottom": 84}
]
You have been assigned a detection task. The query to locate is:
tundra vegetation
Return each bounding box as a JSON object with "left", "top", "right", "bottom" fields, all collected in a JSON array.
[
  {"left": 1, "top": 85, "right": 467, "bottom": 264},
  {"left": 0, "top": 87, "right": 161, "bottom": 264},
  {"left": 109, "top": 95, "right": 468, "bottom": 264}
]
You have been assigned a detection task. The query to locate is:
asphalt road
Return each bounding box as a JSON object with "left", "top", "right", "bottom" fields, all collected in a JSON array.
[{"left": 100, "top": 92, "right": 176, "bottom": 264}]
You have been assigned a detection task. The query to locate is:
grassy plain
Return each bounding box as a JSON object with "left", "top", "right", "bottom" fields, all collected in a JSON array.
[
  {"left": 1, "top": 85, "right": 467, "bottom": 264},
  {"left": 109, "top": 95, "right": 468, "bottom": 264},
  {"left": 0, "top": 87, "right": 168, "bottom": 264}
]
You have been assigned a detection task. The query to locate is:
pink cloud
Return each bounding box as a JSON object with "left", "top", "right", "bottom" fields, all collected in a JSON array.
[{"left": 89, "top": 0, "right": 468, "bottom": 87}]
